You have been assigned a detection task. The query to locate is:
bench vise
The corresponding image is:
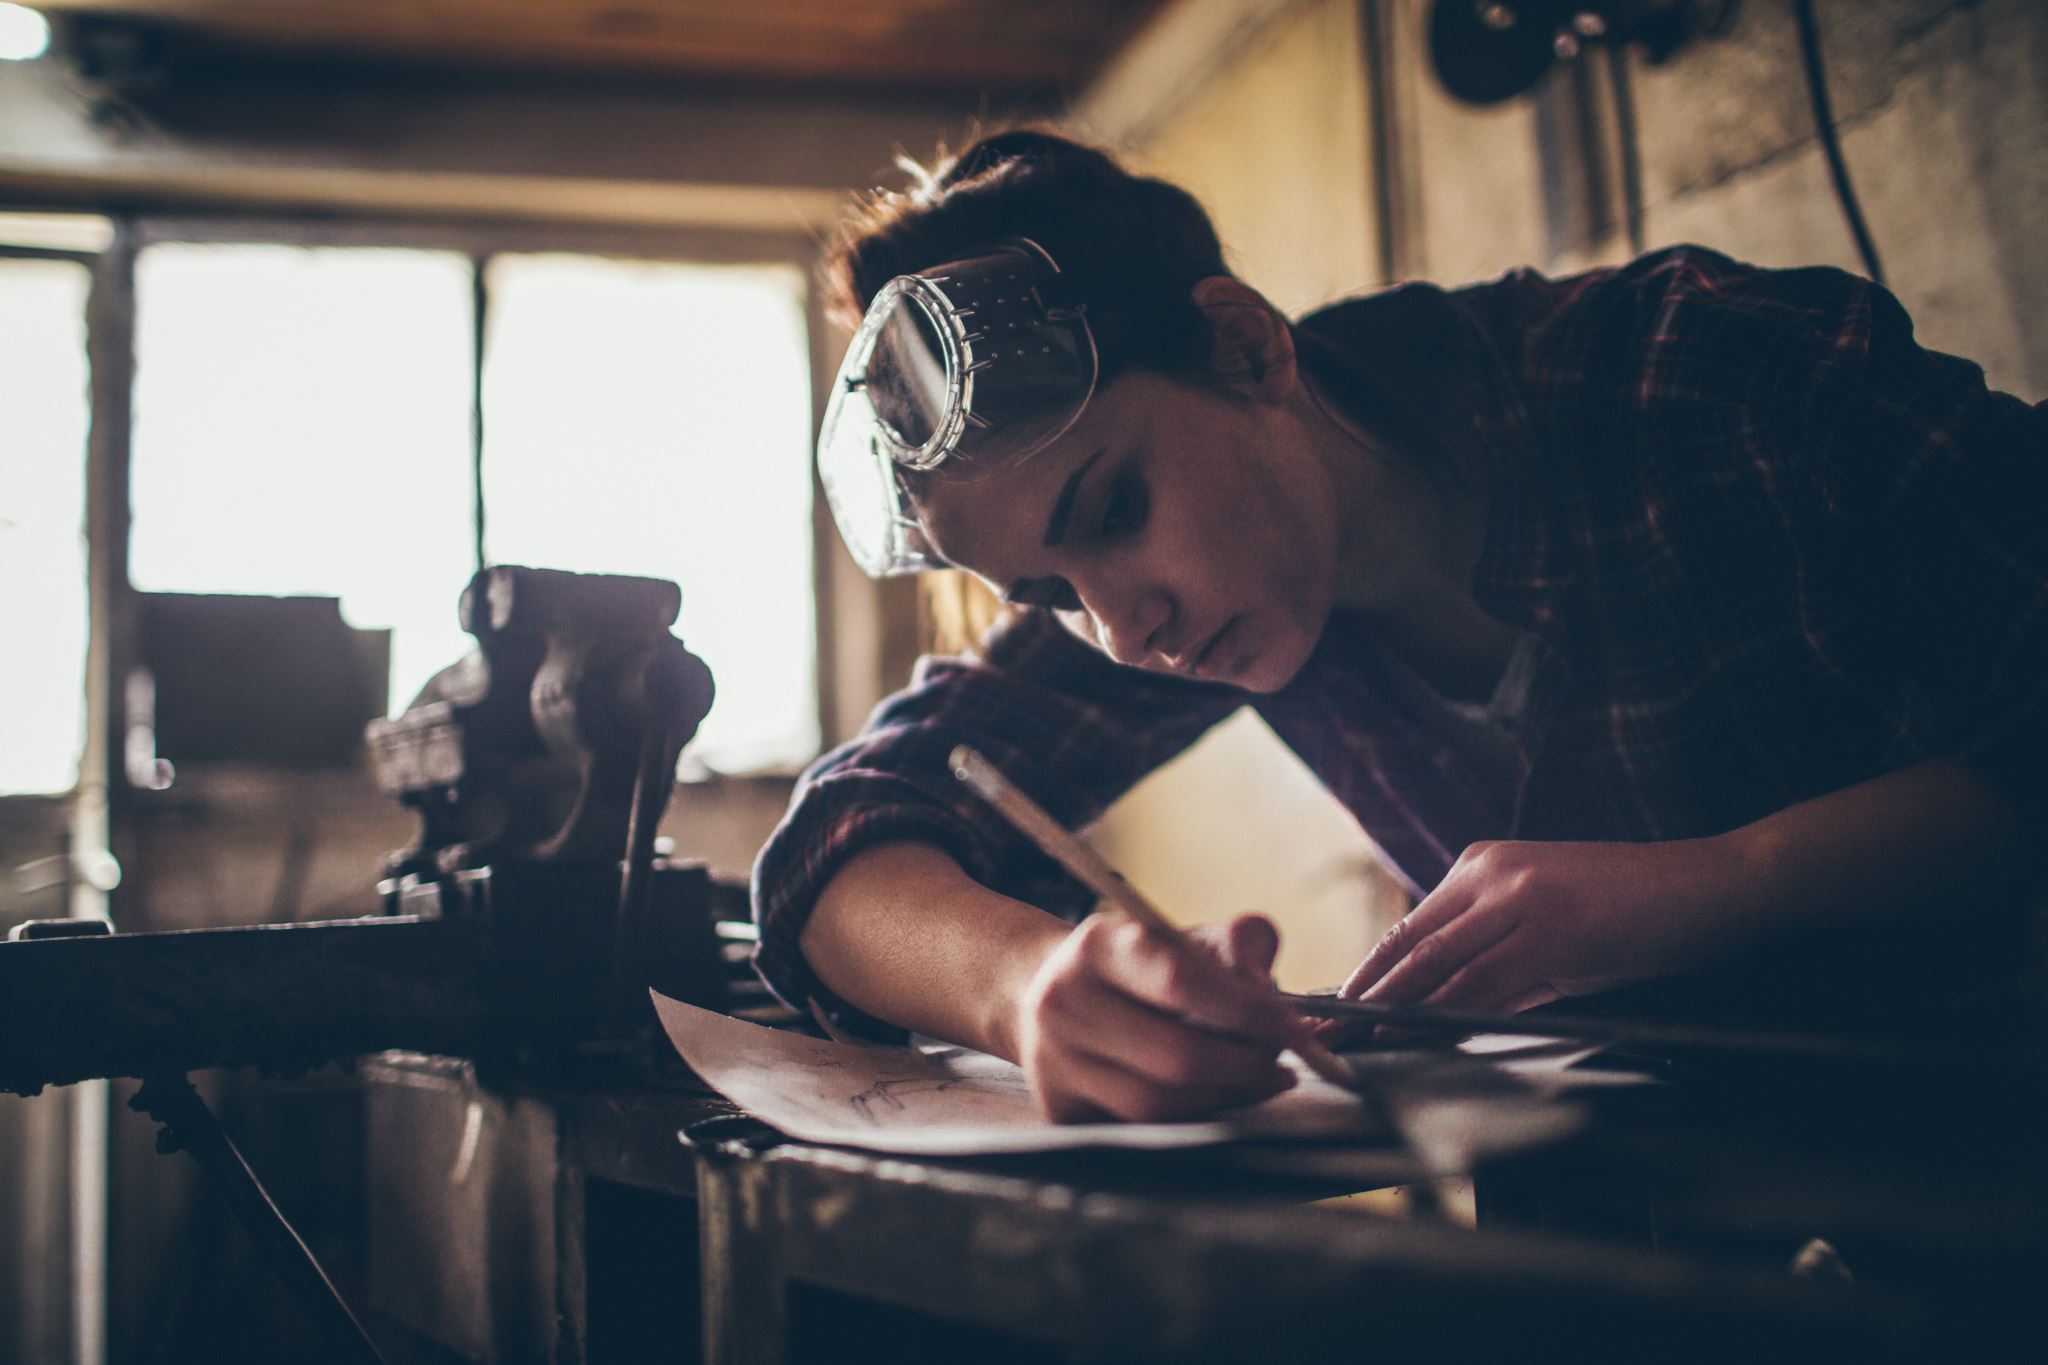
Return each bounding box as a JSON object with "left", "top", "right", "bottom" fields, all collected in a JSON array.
[{"left": 1, "top": 565, "right": 730, "bottom": 1096}]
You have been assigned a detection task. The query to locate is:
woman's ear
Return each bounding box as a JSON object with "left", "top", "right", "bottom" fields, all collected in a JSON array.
[{"left": 1189, "top": 276, "right": 1297, "bottom": 404}]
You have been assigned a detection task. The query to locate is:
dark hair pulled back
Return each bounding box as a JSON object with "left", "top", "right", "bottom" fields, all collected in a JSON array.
[{"left": 826, "top": 128, "right": 1233, "bottom": 387}]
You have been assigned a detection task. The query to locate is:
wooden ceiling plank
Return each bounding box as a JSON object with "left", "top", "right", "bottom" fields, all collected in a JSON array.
[{"left": 31, "top": 0, "right": 1164, "bottom": 89}]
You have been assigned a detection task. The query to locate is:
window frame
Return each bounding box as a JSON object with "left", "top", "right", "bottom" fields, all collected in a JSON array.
[
  {"left": 123, "top": 211, "right": 849, "bottom": 783},
  {"left": 0, "top": 241, "right": 99, "bottom": 802}
]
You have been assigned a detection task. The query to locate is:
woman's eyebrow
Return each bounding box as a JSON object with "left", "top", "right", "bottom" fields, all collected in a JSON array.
[{"left": 1042, "top": 450, "right": 1106, "bottom": 548}]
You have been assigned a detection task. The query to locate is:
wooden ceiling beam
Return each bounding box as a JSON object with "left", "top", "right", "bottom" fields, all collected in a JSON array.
[{"left": 30, "top": 0, "right": 1170, "bottom": 92}]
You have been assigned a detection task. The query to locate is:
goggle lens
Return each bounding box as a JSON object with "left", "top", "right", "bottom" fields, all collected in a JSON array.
[
  {"left": 817, "top": 238, "right": 1098, "bottom": 577},
  {"left": 868, "top": 293, "right": 951, "bottom": 451}
]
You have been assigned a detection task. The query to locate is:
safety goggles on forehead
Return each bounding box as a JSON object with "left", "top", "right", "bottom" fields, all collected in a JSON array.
[{"left": 818, "top": 238, "right": 1099, "bottom": 577}]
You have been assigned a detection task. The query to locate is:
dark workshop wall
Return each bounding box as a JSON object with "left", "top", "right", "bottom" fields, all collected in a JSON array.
[{"left": 1359, "top": 0, "right": 2046, "bottom": 392}]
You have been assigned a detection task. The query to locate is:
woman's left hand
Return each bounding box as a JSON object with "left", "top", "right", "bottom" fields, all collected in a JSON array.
[{"left": 1319, "top": 837, "right": 1766, "bottom": 1039}]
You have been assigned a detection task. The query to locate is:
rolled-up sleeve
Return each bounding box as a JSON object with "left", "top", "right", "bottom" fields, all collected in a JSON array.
[{"left": 750, "top": 608, "right": 1241, "bottom": 1038}]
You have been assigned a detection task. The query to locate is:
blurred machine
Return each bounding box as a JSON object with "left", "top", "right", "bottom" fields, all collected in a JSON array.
[
  {"left": 1, "top": 566, "right": 742, "bottom": 1362},
  {"left": 1427, "top": 0, "right": 1712, "bottom": 104},
  {"left": 2, "top": 566, "right": 731, "bottom": 1097}
]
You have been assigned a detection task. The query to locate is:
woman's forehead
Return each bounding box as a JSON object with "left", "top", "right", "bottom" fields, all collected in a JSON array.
[{"left": 915, "top": 445, "right": 1073, "bottom": 578}]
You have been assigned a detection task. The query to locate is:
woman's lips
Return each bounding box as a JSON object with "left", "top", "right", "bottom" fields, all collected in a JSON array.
[{"left": 1191, "top": 615, "right": 1242, "bottom": 677}]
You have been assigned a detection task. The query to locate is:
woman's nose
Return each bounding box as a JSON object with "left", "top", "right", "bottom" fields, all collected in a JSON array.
[{"left": 1082, "top": 582, "right": 1171, "bottom": 667}]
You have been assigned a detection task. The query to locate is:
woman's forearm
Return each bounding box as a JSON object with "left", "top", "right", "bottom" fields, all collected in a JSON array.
[
  {"left": 799, "top": 841, "right": 1073, "bottom": 1060},
  {"left": 1723, "top": 757, "right": 2031, "bottom": 934},
  {"left": 803, "top": 841, "right": 1311, "bottom": 1122},
  {"left": 1336, "top": 757, "right": 2035, "bottom": 1017}
]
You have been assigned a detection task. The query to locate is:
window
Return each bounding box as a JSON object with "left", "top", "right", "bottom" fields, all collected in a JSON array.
[
  {"left": 480, "top": 253, "right": 816, "bottom": 773},
  {"left": 0, "top": 257, "right": 92, "bottom": 795},
  {"left": 124, "top": 236, "right": 818, "bottom": 775},
  {"left": 128, "top": 243, "right": 478, "bottom": 717}
]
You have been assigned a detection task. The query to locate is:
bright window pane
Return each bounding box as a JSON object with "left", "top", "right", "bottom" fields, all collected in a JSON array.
[
  {"left": 481, "top": 254, "right": 817, "bottom": 774},
  {"left": 0, "top": 259, "right": 92, "bottom": 794},
  {"left": 128, "top": 244, "right": 477, "bottom": 715}
]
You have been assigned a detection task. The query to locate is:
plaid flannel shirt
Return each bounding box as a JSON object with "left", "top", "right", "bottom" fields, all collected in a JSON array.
[{"left": 753, "top": 246, "right": 2048, "bottom": 1038}]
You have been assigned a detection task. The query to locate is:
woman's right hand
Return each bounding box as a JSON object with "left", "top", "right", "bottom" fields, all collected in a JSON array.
[{"left": 1011, "top": 912, "right": 1304, "bottom": 1122}]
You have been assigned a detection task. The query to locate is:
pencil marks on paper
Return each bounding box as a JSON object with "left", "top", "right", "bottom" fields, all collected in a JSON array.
[
  {"left": 650, "top": 993, "right": 1635, "bottom": 1159},
  {"left": 849, "top": 1070, "right": 1032, "bottom": 1123}
]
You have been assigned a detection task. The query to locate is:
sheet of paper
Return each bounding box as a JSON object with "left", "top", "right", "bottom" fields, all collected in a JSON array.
[{"left": 652, "top": 992, "right": 1379, "bottom": 1155}]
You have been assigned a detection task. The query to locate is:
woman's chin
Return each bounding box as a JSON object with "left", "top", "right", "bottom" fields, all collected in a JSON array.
[{"left": 1224, "top": 616, "right": 1316, "bottom": 694}]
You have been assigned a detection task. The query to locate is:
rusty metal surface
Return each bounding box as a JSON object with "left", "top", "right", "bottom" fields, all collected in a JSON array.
[
  {"left": 363, "top": 1057, "right": 566, "bottom": 1364},
  {"left": 362, "top": 1055, "right": 728, "bottom": 1363},
  {"left": 566, "top": 1089, "right": 736, "bottom": 1198},
  {"left": 357, "top": 1052, "right": 2048, "bottom": 1365},
  {"left": 688, "top": 1136, "right": 1919, "bottom": 1364}
]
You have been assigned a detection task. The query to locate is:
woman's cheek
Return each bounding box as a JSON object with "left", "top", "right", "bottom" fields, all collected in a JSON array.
[{"left": 1244, "top": 615, "right": 1321, "bottom": 693}]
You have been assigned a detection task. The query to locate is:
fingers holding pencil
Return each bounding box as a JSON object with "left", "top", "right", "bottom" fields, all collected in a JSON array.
[
  {"left": 1084, "top": 911, "right": 1300, "bottom": 1044},
  {"left": 950, "top": 746, "right": 1357, "bottom": 1099},
  {"left": 1017, "top": 911, "right": 1301, "bottom": 1123}
]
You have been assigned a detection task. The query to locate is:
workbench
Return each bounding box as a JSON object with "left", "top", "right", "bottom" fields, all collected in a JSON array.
[{"left": 358, "top": 1042, "right": 2029, "bottom": 1364}]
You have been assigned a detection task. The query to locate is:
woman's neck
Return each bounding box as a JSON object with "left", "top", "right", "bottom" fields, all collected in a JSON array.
[
  {"left": 1298, "top": 373, "right": 1511, "bottom": 700},
  {"left": 1298, "top": 372, "right": 1489, "bottom": 610}
]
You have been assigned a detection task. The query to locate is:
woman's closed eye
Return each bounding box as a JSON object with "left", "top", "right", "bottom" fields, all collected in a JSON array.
[
  {"left": 1004, "top": 464, "right": 1148, "bottom": 615},
  {"left": 1097, "top": 468, "right": 1149, "bottom": 541}
]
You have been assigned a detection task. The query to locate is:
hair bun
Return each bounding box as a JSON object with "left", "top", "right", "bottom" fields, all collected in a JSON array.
[
  {"left": 937, "top": 129, "right": 1092, "bottom": 190},
  {"left": 829, "top": 128, "right": 1229, "bottom": 382}
]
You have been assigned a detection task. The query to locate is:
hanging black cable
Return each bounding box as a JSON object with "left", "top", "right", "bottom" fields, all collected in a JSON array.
[
  {"left": 470, "top": 253, "right": 491, "bottom": 573},
  {"left": 1792, "top": 0, "right": 1886, "bottom": 285}
]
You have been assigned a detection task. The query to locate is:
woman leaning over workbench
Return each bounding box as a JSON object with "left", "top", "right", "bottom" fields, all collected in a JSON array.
[{"left": 750, "top": 129, "right": 2046, "bottom": 1123}]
